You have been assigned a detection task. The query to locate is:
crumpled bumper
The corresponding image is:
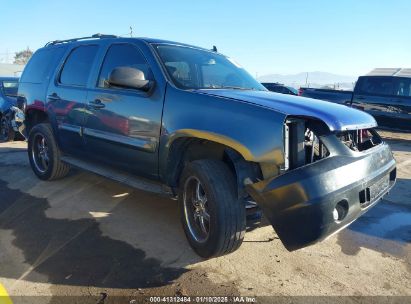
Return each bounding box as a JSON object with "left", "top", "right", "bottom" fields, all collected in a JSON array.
[
  {"left": 246, "top": 142, "right": 396, "bottom": 251},
  {"left": 11, "top": 106, "right": 26, "bottom": 136}
]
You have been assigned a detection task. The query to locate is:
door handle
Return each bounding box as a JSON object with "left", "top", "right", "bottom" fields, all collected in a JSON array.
[
  {"left": 47, "top": 93, "right": 61, "bottom": 102},
  {"left": 88, "top": 99, "right": 105, "bottom": 109}
]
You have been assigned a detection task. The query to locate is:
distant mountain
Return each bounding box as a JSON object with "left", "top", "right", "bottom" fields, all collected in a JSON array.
[{"left": 258, "top": 71, "right": 357, "bottom": 89}]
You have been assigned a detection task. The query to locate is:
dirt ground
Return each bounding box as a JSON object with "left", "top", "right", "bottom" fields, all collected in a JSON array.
[{"left": 0, "top": 130, "right": 410, "bottom": 304}]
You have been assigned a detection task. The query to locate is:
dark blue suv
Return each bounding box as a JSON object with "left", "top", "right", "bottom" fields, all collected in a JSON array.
[{"left": 18, "top": 34, "right": 396, "bottom": 258}]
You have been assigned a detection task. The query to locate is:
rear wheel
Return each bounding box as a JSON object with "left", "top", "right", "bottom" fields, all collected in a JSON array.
[
  {"left": 28, "top": 123, "right": 71, "bottom": 180},
  {"left": 0, "top": 115, "right": 15, "bottom": 142},
  {"left": 178, "top": 159, "right": 246, "bottom": 258}
]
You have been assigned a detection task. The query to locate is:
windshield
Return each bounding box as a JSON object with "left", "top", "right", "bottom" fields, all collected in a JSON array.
[
  {"left": 155, "top": 44, "right": 266, "bottom": 91},
  {"left": 2, "top": 81, "right": 19, "bottom": 97},
  {"left": 287, "top": 86, "right": 298, "bottom": 95}
]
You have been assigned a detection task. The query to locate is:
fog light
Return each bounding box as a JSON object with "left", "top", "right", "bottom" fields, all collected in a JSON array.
[{"left": 333, "top": 200, "right": 349, "bottom": 222}]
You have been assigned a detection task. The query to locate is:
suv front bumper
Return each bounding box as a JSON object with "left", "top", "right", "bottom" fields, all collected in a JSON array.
[{"left": 247, "top": 142, "right": 396, "bottom": 251}]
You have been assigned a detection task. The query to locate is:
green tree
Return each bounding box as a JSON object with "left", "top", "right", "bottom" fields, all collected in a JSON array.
[{"left": 14, "top": 47, "right": 33, "bottom": 65}]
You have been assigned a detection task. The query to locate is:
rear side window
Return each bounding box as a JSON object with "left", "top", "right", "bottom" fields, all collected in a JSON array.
[
  {"left": 358, "top": 77, "right": 393, "bottom": 96},
  {"left": 98, "top": 43, "right": 152, "bottom": 88},
  {"left": 393, "top": 78, "right": 411, "bottom": 97},
  {"left": 20, "top": 47, "right": 65, "bottom": 84},
  {"left": 60, "top": 45, "right": 98, "bottom": 87}
]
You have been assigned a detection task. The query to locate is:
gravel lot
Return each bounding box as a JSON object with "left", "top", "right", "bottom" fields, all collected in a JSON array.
[{"left": 0, "top": 130, "right": 410, "bottom": 303}]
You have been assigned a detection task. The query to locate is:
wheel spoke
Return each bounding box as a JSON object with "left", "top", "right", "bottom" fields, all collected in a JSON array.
[
  {"left": 41, "top": 157, "right": 48, "bottom": 170},
  {"left": 195, "top": 181, "right": 207, "bottom": 205},
  {"left": 202, "top": 211, "right": 210, "bottom": 222},
  {"left": 195, "top": 180, "right": 202, "bottom": 203},
  {"left": 193, "top": 212, "right": 200, "bottom": 220},
  {"left": 199, "top": 216, "right": 208, "bottom": 234}
]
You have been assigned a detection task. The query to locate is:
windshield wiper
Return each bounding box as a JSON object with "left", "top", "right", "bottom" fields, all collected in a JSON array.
[
  {"left": 204, "top": 85, "right": 258, "bottom": 91},
  {"left": 221, "top": 86, "right": 252, "bottom": 90}
]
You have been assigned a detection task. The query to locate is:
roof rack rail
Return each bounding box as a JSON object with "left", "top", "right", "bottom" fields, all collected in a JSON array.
[{"left": 45, "top": 33, "right": 119, "bottom": 47}]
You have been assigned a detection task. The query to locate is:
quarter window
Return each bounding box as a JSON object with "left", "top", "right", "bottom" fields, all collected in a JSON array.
[
  {"left": 60, "top": 45, "right": 98, "bottom": 87},
  {"left": 98, "top": 44, "right": 152, "bottom": 88},
  {"left": 20, "top": 47, "right": 65, "bottom": 84}
]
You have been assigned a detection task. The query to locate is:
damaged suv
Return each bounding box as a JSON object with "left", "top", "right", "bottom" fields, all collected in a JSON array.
[{"left": 17, "top": 34, "right": 396, "bottom": 257}]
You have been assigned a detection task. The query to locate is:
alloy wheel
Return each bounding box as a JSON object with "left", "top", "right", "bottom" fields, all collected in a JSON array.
[
  {"left": 31, "top": 133, "right": 50, "bottom": 173},
  {"left": 183, "top": 176, "right": 211, "bottom": 243}
]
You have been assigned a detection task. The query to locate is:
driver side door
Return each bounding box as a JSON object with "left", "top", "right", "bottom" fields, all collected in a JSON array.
[{"left": 83, "top": 43, "right": 164, "bottom": 179}]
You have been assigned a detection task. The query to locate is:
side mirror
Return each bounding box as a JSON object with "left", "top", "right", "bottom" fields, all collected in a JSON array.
[{"left": 108, "top": 67, "right": 155, "bottom": 93}]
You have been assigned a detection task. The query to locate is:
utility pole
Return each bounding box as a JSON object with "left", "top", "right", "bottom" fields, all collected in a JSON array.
[{"left": 129, "top": 26, "right": 133, "bottom": 37}]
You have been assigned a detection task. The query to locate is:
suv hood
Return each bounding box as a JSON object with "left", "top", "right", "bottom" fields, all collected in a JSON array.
[{"left": 196, "top": 89, "right": 377, "bottom": 131}]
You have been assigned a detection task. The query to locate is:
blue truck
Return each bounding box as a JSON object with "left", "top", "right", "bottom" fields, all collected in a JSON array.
[{"left": 299, "top": 69, "right": 411, "bottom": 130}]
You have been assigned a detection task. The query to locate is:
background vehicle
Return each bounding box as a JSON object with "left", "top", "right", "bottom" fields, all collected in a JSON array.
[
  {"left": 351, "top": 70, "right": 411, "bottom": 130},
  {"left": 0, "top": 77, "right": 19, "bottom": 141},
  {"left": 298, "top": 87, "right": 353, "bottom": 104},
  {"left": 18, "top": 35, "right": 396, "bottom": 258},
  {"left": 262, "top": 82, "right": 298, "bottom": 95},
  {"left": 299, "top": 69, "right": 411, "bottom": 130}
]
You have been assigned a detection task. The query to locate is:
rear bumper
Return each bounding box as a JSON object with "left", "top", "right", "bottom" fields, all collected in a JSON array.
[{"left": 246, "top": 142, "right": 396, "bottom": 251}]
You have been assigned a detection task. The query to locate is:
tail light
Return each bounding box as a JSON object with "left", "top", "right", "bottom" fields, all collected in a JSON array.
[{"left": 298, "top": 88, "right": 303, "bottom": 96}]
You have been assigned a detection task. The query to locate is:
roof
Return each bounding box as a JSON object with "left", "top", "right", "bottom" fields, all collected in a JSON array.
[
  {"left": 366, "top": 68, "right": 411, "bottom": 78},
  {"left": 44, "top": 34, "right": 213, "bottom": 52}
]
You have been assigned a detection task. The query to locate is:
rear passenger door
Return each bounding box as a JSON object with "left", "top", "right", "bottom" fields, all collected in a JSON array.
[
  {"left": 47, "top": 44, "right": 99, "bottom": 155},
  {"left": 83, "top": 43, "right": 163, "bottom": 179}
]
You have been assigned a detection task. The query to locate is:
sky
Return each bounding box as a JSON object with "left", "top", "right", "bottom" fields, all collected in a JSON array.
[{"left": 1, "top": 0, "right": 410, "bottom": 77}]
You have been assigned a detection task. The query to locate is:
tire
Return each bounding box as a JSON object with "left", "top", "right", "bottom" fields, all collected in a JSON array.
[
  {"left": 0, "top": 115, "right": 15, "bottom": 142},
  {"left": 28, "top": 123, "right": 71, "bottom": 180},
  {"left": 178, "top": 159, "right": 246, "bottom": 258}
]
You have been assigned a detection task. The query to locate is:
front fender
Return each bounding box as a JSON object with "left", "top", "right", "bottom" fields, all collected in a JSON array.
[{"left": 159, "top": 85, "right": 287, "bottom": 182}]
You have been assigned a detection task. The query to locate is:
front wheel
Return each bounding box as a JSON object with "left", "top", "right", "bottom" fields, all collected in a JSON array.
[{"left": 178, "top": 159, "right": 246, "bottom": 258}]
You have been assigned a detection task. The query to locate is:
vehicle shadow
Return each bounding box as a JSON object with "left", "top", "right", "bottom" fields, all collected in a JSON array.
[
  {"left": 0, "top": 160, "right": 202, "bottom": 289},
  {"left": 337, "top": 178, "right": 411, "bottom": 263},
  {"left": 384, "top": 138, "right": 411, "bottom": 153},
  {"left": 379, "top": 130, "right": 411, "bottom": 153}
]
